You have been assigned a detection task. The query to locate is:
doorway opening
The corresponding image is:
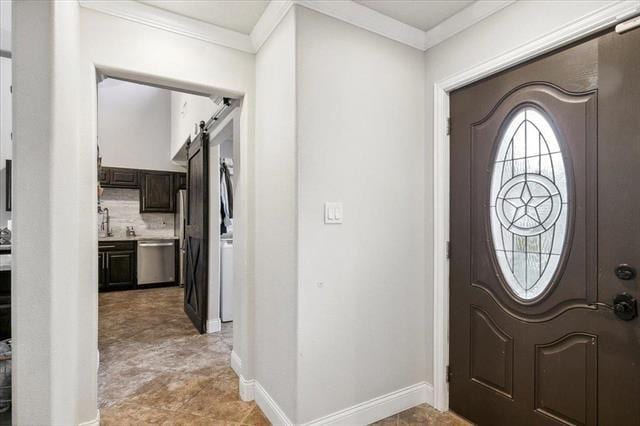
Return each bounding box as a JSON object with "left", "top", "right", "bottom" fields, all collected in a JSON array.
[{"left": 95, "top": 76, "right": 262, "bottom": 424}]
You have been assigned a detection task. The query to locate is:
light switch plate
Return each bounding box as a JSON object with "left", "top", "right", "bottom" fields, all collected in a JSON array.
[{"left": 324, "top": 202, "right": 343, "bottom": 224}]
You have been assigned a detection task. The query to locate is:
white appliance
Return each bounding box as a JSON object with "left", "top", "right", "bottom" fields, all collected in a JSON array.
[
  {"left": 220, "top": 239, "right": 233, "bottom": 322},
  {"left": 137, "top": 240, "right": 175, "bottom": 285},
  {"left": 175, "top": 190, "right": 186, "bottom": 287}
]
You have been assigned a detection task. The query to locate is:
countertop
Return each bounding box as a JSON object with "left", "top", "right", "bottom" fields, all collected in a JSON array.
[
  {"left": 99, "top": 235, "right": 179, "bottom": 242},
  {"left": 0, "top": 254, "right": 10, "bottom": 272}
]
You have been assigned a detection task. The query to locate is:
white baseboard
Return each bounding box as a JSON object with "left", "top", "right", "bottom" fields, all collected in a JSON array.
[
  {"left": 231, "top": 350, "right": 242, "bottom": 376},
  {"left": 236, "top": 373, "right": 294, "bottom": 425},
  {"left": 78, "top": 410, "right": 100, "bottom": 426},
  {"left": 206, "top": 318, "right": 221, "bottom": 333},
  {"left": 303, "top": 382, "right": 434, "bottom": 426},
  {"left": 254, "top": 380, "right": 295, "bottom": 425},
  {"left": 238, "top": 374, "right": 256, "bottom": 402},
  {"left": 237, "top": 377, "right": 433, "bottom": 426}
]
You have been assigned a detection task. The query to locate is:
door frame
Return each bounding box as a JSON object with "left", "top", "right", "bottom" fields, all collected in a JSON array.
[
  {"left": 91, "top": 64, "right": 252, "bottom": 406},
  {"left": 431, "top": 2, "right": 640, "bottom": 412}
]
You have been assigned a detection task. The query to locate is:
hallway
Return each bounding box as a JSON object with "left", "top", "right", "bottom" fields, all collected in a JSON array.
[{"left": 98, "top": 287, "right": 269, "bottom": 425}]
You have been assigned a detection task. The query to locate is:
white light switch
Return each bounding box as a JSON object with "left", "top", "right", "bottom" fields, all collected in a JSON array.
[{"left": 324, "top": 202, "right": 343, "bottom": 224}]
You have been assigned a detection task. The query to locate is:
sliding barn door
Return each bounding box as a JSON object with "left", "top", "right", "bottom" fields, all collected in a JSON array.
[{"left": 184, "top": 127, "right": 209, "bottom": 334}]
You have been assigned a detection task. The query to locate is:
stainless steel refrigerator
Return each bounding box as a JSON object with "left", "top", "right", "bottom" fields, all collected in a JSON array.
[{"left": 175, "top": 189, "right": 187, "bottom": 287}]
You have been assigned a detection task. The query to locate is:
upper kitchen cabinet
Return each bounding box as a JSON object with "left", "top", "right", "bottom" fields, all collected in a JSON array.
[
  {"left": 100, "top": 167, "right": 139, "bottom": 189},
  {"left": 140, "top": 170, "right": 175, "bottom": 213}
]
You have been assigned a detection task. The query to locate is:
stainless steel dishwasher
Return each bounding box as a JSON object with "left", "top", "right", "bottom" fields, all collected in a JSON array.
[{"left": 137, "top": 240, "right": 175, "bottom": 286}]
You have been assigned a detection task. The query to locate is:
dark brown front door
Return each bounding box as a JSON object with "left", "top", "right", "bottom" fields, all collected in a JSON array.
[
  {"left": 450, "top": 28, "right": 640, "bottom": 425},
  {"left": 184, "top": 129, "right": 209, "bottom": 334}
]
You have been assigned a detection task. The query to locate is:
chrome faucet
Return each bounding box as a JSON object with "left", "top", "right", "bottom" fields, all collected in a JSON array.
[{"left": 100, "top": 207, "right": 113, "bottom": 237}]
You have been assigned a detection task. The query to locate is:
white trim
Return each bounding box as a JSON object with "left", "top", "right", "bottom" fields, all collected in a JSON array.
[
  {"left": 78, "top": 411, "right": 100, "bottom": 426},
  {"left": 431, "top": 0, "right": 640, "bottom": 412},
  {"left": 230, "top": 349, "right": 242, "bottom": 377},
  {"left": 78, "top": 0, "right": 514, "bottom": 53},
  {"left": 78, "top": 0, "right": 255, "bottom": 53},
  {"left": 423, "top": 1, "right": 514, "bottom": 50},
  {"left": 238, "top": 375, "right": 256, "bottom": 402},
  {"left": 303, "top": 382, "right": 433, "bottom": 426},
  {"left": 206, "top": 318, "right": 221, "bottom": 334},
  {"left": 255, "top": 381, "right": 296, "bottom": 425},
  {"left": 432, "top": 85, "right": 450, "bottom": 412},
  {"left": 296, "top": 0, "right": 426, "bottom": 50},
  {"left": 251, "top": 0, "right": 295, "bottom": 51},
  {"left": 238, "top": 377, "right": 433, "bottom": 425}
]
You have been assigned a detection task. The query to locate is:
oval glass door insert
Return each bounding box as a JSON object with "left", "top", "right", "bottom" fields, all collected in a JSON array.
[{"left": 490, "top": 106, "right": 569, "bottom": 300}]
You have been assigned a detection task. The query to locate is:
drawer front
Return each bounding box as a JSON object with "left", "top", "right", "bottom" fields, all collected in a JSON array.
[{"left": 99, "top": 241, "right": 136, "bottom": 251}]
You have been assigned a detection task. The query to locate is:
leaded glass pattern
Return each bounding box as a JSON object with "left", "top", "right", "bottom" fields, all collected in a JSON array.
[{"left": 489, "top": 107, "right": 568, "bottom": 300}]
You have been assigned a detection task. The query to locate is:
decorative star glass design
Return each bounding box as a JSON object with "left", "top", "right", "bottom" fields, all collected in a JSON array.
[{"left": 489, "top": 107, "right": 568, "bottom": 300}]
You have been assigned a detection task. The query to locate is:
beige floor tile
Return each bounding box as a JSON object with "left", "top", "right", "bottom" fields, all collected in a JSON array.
[
  {"left": 99, "top": 287, "right": 253, "bottom": 425},
  {"left": 240, "top": 405, "right": 270, "bottom": 426}
]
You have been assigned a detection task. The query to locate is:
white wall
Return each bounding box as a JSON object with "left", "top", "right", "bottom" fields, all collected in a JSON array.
[
  {"left": 98, "top": 79, "right": 184, "bottom": 172},
  {"left": 254, "top": 7, "right": 298, "bottom": 420},
  {"left": 13, "top": 2, "right": 85, "bottom": 424},
  {"left": 295, "top": 7, "right": 425, "bottom": 422},
  {"left": 0, "top": 57, "right": 10, "bottom": 228},
  {"left": 0, "top": 0, "right": 10, "bottom": 53},
  {"left": 423, "top": 0, "right": 626, "bottom": 383},
  {"left": 170, "top": 91, "right": 221, "bottom": 162}
]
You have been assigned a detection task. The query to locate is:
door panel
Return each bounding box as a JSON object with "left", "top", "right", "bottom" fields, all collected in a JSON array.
[
  {"left": 534, "top": 333, "right": 597, "bottom": 425},
  {"left": 450, "top": 29, "right": 640, "bottom": 425},
  {"left": 140, "top": 171, "right": 175, "bottom": 213},
  {"left": 105, "top": 251, "right": 136, "bottom": 288},
  {"left": 184, "top": 128, "right": 209, "bottom": 334},
  {"left": 470, "top": 84, "right": 597, "bottom": 318},
  {"left": 469, "top": 306, "right": 514, "bottom": 398}
]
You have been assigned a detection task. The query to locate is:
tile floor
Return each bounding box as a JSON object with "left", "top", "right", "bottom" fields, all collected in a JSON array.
[
  {"left": 372, "top": 404, "right": 471, "bottom": 425},
  {"left": 99, "top": 287, "right": 268, "bottom": 425},
  {"left": 99, "top": 287, "right": 469, "bottom": 426}
]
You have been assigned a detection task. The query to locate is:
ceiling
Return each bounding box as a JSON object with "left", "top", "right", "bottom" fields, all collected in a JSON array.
[
  {"left": 138, "top": 0, "right": 476, "bottom": 36},
  {"left": 139, "top": 0, "right": 270, "bottom": 34},
  {"left": 354, "top": 0, "right": 474, "bottom": 31}
]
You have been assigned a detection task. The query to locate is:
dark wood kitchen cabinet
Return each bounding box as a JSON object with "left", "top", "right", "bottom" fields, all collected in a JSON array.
[
  {"left": 175, "top": 172, "right": 187, "bottom": 191},
  {"left": 98, "top": 252, "right": 106, "bottom": 290},
  {"left": 140, "top": 171, "right": 175, "bottom": 213},
  {"left": 105, "top": 251, "right": 136, "bottom": 287},
  {"left": 99, "top": 241, "right": 136, "bottom": 291},
  {"left": 100, "top": 167, "right": 139, "bottom": 189}
]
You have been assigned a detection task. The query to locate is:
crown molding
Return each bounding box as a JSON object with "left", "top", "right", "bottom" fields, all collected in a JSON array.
[
  {"left": 78, "top": 0, "right": 519, "bottom": 54},
  {"left": 423, "top": 0, "right": 515, "bottom": 50},
  {"left": 296, "top": 0, "right": 426, "bottom": 50},
  {"left": 78, "top": 0, "right": 255, "bottom": 53},
  {"left": 251, "top": 0, "right": 295, "bottom": 51}
]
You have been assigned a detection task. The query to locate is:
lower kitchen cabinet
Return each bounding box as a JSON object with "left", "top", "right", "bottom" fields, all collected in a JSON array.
[
  {"left": 105, "top": 251, "right": 136, "bottom": 288},
  {"left": 99, "top": 241, "right": 136, "bottom": 291},
  {"left": 98, "top": 252, "right": 106, "bottom": 290}
]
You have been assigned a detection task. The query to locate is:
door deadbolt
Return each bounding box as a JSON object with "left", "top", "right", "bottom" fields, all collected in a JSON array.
[
  {"left": 615, "top": 264, "right": 636, "bottom": 281},
  {"left": 613, "top": 293, "right": 638, "bottom": 321}
]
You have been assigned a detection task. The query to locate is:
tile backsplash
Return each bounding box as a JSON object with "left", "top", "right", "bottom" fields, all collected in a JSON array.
[{"left": 99, "top": 188, "right": 175, "bottom": 238}]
